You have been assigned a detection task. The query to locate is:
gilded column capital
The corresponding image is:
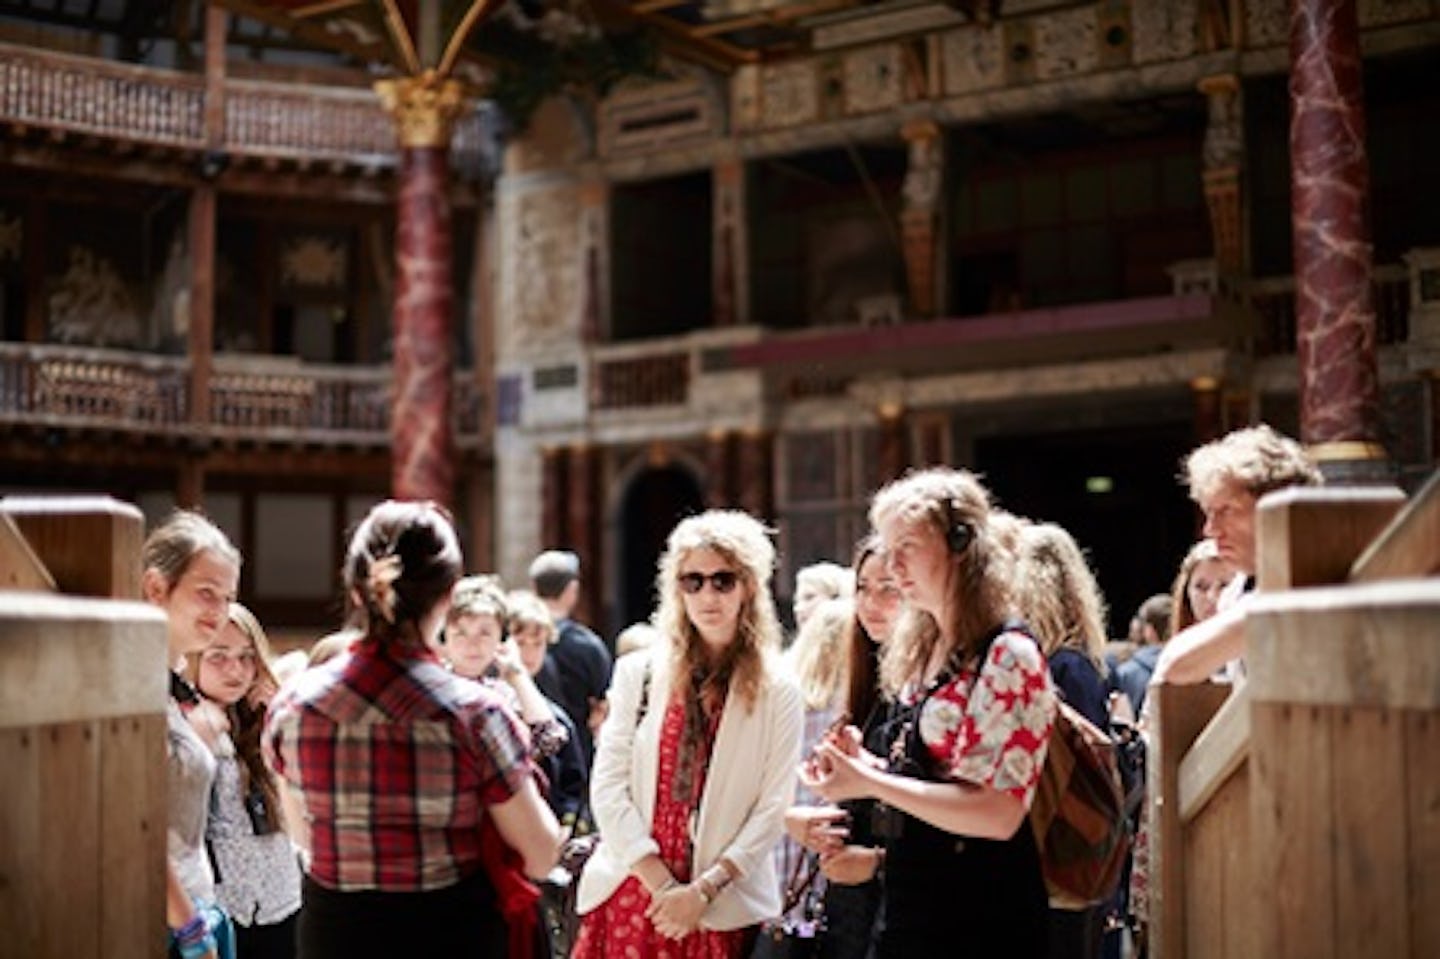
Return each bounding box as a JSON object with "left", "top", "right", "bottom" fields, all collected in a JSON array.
[{"left": 375, "top": 71, "right": 467, "bottom": 149}]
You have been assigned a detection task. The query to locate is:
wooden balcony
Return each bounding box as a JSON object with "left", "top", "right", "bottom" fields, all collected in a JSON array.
[
  {"left": 0, "top": 343, "right": 487, "bottom": 450},
  {"left": 0, "top": 41, "right": 486, "bottom": 171}
]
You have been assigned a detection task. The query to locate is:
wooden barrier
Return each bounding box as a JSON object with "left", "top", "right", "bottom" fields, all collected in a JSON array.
[
  {"left": 0, "top": 499, "right": 167, "bottom": 959},
  {"left": 1149, "top": 476, "right": 1440, "bottom": 959}
]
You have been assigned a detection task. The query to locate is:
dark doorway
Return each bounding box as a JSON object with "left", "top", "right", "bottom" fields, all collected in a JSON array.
[
  {"left": 618, "top": 465, "right": 706, "bottom": 634},
  {"left": 976, "top": 421, "right": 1196, "bottom": 639}
]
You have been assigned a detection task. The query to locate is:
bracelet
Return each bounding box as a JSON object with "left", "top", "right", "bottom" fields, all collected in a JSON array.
[
  {"left": 652, "top": 877, "right": 679, "bottom": 896},
  {"left": 693, "top": 879, "right": 714, "bottom": 904},
  {"left": 177, "top": 932, "right": 216, "bottom": 959},
  {"left": 173, "top": 913, "right": 207, "bottom": 945}
]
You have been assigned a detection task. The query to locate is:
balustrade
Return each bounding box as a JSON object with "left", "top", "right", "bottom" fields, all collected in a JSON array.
[
  {"left": 0, "top": 41, "right": 487, "bottom": 169},
  {"left": 1248, "top": 264, "right": 1410, "bottom": 356}
]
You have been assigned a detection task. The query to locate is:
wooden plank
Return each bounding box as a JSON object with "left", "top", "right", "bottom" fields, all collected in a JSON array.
[
  {"left": 1219, "top": 764, "right": 1258, "bottom": 959},
  {"left": 1178, "top": 687, "right": 1250, "bottom": 823},
  {"left": 37, "top": 721, "right": 101, "bottom": 958},
  {"left": 1249, "top": 703, "right": 1335, "bottom": 959},
  {"left": 1352, "top": 468, "right": 1440, "bottom": 582},
  {"left": 1148, "top": 681, "right": 1233, "bottom": 959},
  {"left": 1246, "top": 581, "right": 1440, "bottom": 709},
  {"left": 0, "top": 727, "right": 43, "bottom": 958},
  {"left": 0, "top": 595, "right": 168, "bottom": 728},
  {"left": 1332, "top": 707, "right": 1409, "bottom": 958},
  {"left": 1406, "top": 711, "right": 1440, "bottom": 959},
  {"left": 1183, "top": 783, "right": 1225, "bottom": 959},
  {"left": 0, "top": 496, "right": 145, "bottom": 599},
  {"left": 1184, "top": 763, "right": 1252, "bottom": 959},
  {"left": 0, "top": 513, "right": 56, "bottom": 592},
  {"left": 1255, "top": 485, "right": 1404, "bottom": 591},
  {"left": 99, "top": 714, "right": 167, "bottom": 959}
]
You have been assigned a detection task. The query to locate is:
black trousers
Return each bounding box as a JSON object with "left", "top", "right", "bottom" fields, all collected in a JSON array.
[{"left": 298, "top": 873, "right": 505, "bottom": 959}]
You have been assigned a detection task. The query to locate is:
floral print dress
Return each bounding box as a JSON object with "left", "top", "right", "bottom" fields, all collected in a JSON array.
[{"left": 573, "top": 693, "right": 746, "bottom": 959}]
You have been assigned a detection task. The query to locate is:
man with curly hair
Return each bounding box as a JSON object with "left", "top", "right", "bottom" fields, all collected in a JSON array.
[{"left": 1152, "top": 425, "right": 1322, "bottom": 685}]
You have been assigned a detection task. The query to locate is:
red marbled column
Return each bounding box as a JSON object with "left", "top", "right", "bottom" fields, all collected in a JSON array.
[
  {"left": 391, "top": 146, "right": 456, "bottom": 505},
  {"left": 704, "top": 429, "right": 735, "bottom": 508},
  {"left": 1289, "top": 0, "right": 1380, "bottom": 447},
  {"left": 878, "top": 409, "right": 907, "bottom": 483},
  {"left": 567, "top": 444, "right": 599, "bottom": 626}
]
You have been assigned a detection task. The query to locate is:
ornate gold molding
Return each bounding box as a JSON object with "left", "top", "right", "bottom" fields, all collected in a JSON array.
[
  {"left": 375, "top": 71, "right": 467, "bottom": 149},
  {"left": 1307, "top": 440, "right": 1388, "bottom": 462}
]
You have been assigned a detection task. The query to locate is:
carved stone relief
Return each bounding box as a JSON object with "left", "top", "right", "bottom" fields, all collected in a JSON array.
[
  {"left": 1132, "top": 2, "right": 1198, "bottom": 63},
  {"left": 1245, "top": 0, "right": 1288, "bottom": 48},
  {"left": 0, "top": 211, "right": 20, "bottom": 263},
  {"left": 941, "top": 25, "right": 1005, "bottom": 96},
  {"left": 1035, "top": 6, "right": 1100, "bottom": 80},
  {"left": 47, "top": 246, "right": 142, "bottom": 347},
  {"left": 843, "top": 45, "right": 903, "bottom": 115},
  {"left": 499, "top": 185, "right": 580, "bottom": 357},
  {"left": 280, "top": 235, "right": 347, "bottom": 289},
  {"left": 760, "top": 61, "right": 819, "bottom": 129}
]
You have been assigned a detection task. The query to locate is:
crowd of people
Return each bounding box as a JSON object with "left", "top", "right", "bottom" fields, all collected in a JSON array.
[{"left": 151, "top": 422, "right": 1320, "bottom": 959}]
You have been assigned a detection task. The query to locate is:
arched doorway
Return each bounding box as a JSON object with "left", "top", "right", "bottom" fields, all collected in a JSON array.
[{"left": 618, "top": 465, "right": 705, "bottom": 630}]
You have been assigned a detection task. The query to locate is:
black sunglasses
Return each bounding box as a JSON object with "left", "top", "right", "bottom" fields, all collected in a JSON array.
[{"left": 678, "top": 570, "right": 741, "bottom": 594}]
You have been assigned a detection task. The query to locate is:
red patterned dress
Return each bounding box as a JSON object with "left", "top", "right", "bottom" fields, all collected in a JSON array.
[{"left": 573, "top": 693, "right": 747, "bottom": 959}]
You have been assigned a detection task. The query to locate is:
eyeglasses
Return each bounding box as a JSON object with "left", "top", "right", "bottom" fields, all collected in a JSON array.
[{"left": 678, "top": 570, "right": 741, "bottom": 595}]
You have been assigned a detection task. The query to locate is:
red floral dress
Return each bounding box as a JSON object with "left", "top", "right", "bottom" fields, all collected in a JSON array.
[{"left": 573, "top": 693, "right": 747, "bottom": 959}]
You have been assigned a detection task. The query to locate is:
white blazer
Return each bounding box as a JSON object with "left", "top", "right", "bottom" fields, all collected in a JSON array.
[{"left": 576, "top": 643, "right": 804, "bottom": 929}]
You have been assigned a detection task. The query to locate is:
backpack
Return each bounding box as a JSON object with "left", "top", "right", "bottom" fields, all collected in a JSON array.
[{"left": 1028, "top": 697, "right": 1132, "bottom": 906}]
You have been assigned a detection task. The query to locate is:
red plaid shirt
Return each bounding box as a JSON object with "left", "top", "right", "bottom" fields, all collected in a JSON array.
[{"left": 264, "top": 638, "right": 532, "bottom": 892}]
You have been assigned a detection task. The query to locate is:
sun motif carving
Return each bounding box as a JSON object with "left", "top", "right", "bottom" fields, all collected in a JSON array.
[{"left": 281, "top": 235, "right": 347, "bottom": 289}]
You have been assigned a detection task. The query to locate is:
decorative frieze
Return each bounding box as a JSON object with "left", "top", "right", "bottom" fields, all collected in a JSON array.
[
  {"left": 47, "top": 247, "right": 141, "bottom": 348},
  {"left": 843, "top": 44, "right": 904, "bottom": 115},
  {"left": 1245, "top": 0, "right": 1289, "bottom": 48},
  {"left": 940, "top": 25, "right": 1006, "bottom": 96},
  {"left": 280, "top": 235, "right": 347, "bottom": 290},
  {"left": 1358, "top": 0, "right": 1432, "bottom": 27},
  {"left": 598, "top": 79, "right": 716, "bottom": 157},
  {"left": 760, "top": 60, "right": 820, "bottom": 129},
  {"left": 1034, "top": 6, "right": 1100, "bottom": 81},
  {"left": 1131, "top": 2, "right": 1198, "bottom": 64}
]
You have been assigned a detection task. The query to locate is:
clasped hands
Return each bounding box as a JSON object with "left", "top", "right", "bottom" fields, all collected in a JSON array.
[
  {"left": 645, "top": 881, "right": 707, "bottom": 940},
  {"left": 792, "top": 723, "right": 887, "bottom": 885}
]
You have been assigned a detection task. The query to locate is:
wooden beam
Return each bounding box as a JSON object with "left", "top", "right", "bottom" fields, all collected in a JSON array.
[
  {"left": 0, "top": 513, "right": 56, "bottom": 593},
  {"left": 1350, "top": 468, "right": 1440, "bottom": 582},
  {"left": 1177, "top": 686, "right": 1250, "bottom": 823},
  {"left": 291, "top": 0, "right": 366, "bottom": 17}
]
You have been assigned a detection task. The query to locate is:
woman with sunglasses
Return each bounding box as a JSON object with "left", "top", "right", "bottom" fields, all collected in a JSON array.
[
  {"left": 802, "top": 468, "right": 1056, "bottom": 959},
  {"left": 184, "top": 603, "right": 302, "bottom": 959},
  {"left": 574, "top": 510, "right": 803, "bottom": 958}
]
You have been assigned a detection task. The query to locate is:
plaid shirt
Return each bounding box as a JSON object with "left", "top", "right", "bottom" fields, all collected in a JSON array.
[{"left": 264, "top": 638, "right": 532, "bottom": 892}]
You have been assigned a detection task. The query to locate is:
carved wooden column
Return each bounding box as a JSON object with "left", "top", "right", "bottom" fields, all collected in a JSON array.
[
  {"left": 1191, "top": 376, "right": 1224, "bottom": 446},
  {"left": 567, "top": 444, "right": 600, "bottom": 627},
  {"left": 878, "top": 404, "right": 907, "bottom": 484},
  {"left": 713, "top": 154, "right": 747, "bottom": 327},
  {"left": 1200, "top": 74, "right": 1246, "bottom": 275},
  {"left": 737, "top": 429, "right": 774, "bottom": 522},
  {"left": 376, "top": 73, "right": 465, "bottom": 506},
  {"left": 579, "top": 178, "right": 606, "bottom": 344},
  {"left": 1289, "top": 0, "right": 1387, "bottom": 481},
  {"left": 704, "top": 429, "right": 735, "bottom": 508},
  {"left": 901, "top": 121, "right": 942, "bottom": 318},
  {"left": 541, "top": 446, "right": 566, "bottom": 552},
  {"left": 182, "top": 2, "right": 226, "bottom": 507}
]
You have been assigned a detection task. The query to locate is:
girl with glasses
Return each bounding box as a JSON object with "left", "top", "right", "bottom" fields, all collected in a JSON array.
[
  {"left": 184, "top": 603, "right": 303, "bottom": 959},
  {"left": 574, "top": 509, "right": 804, "bottom": 958}
]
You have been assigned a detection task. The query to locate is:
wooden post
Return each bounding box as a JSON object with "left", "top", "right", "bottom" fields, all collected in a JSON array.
[
  {"left": 0, "top": 497, "right": 145, "bottom": 600},
  {"left": 1147, "top": 681, "right": 1232, "bottom": 959},
  {"left": 1255, "top": 485, "right": 1404, "bottom": 591}
]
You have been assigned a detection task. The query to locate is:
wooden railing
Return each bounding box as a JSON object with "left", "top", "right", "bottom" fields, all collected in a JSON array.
[
  {"left": 1147, "top": 480, "right": 1440, "bottom": 958},
  {"left": 0, "top": 343, "right": 486, "bottom": 446},
  {"left": 1247, "top": 263, "right": 1410, "bottom": 356},
  {"left": 0, "top": 41, "right": 486, "bottom": 169}
]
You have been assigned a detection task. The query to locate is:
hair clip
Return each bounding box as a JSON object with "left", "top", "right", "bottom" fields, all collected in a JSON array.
[{"left": 369, "top": 554, "right": 402, "bottom": 623}]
